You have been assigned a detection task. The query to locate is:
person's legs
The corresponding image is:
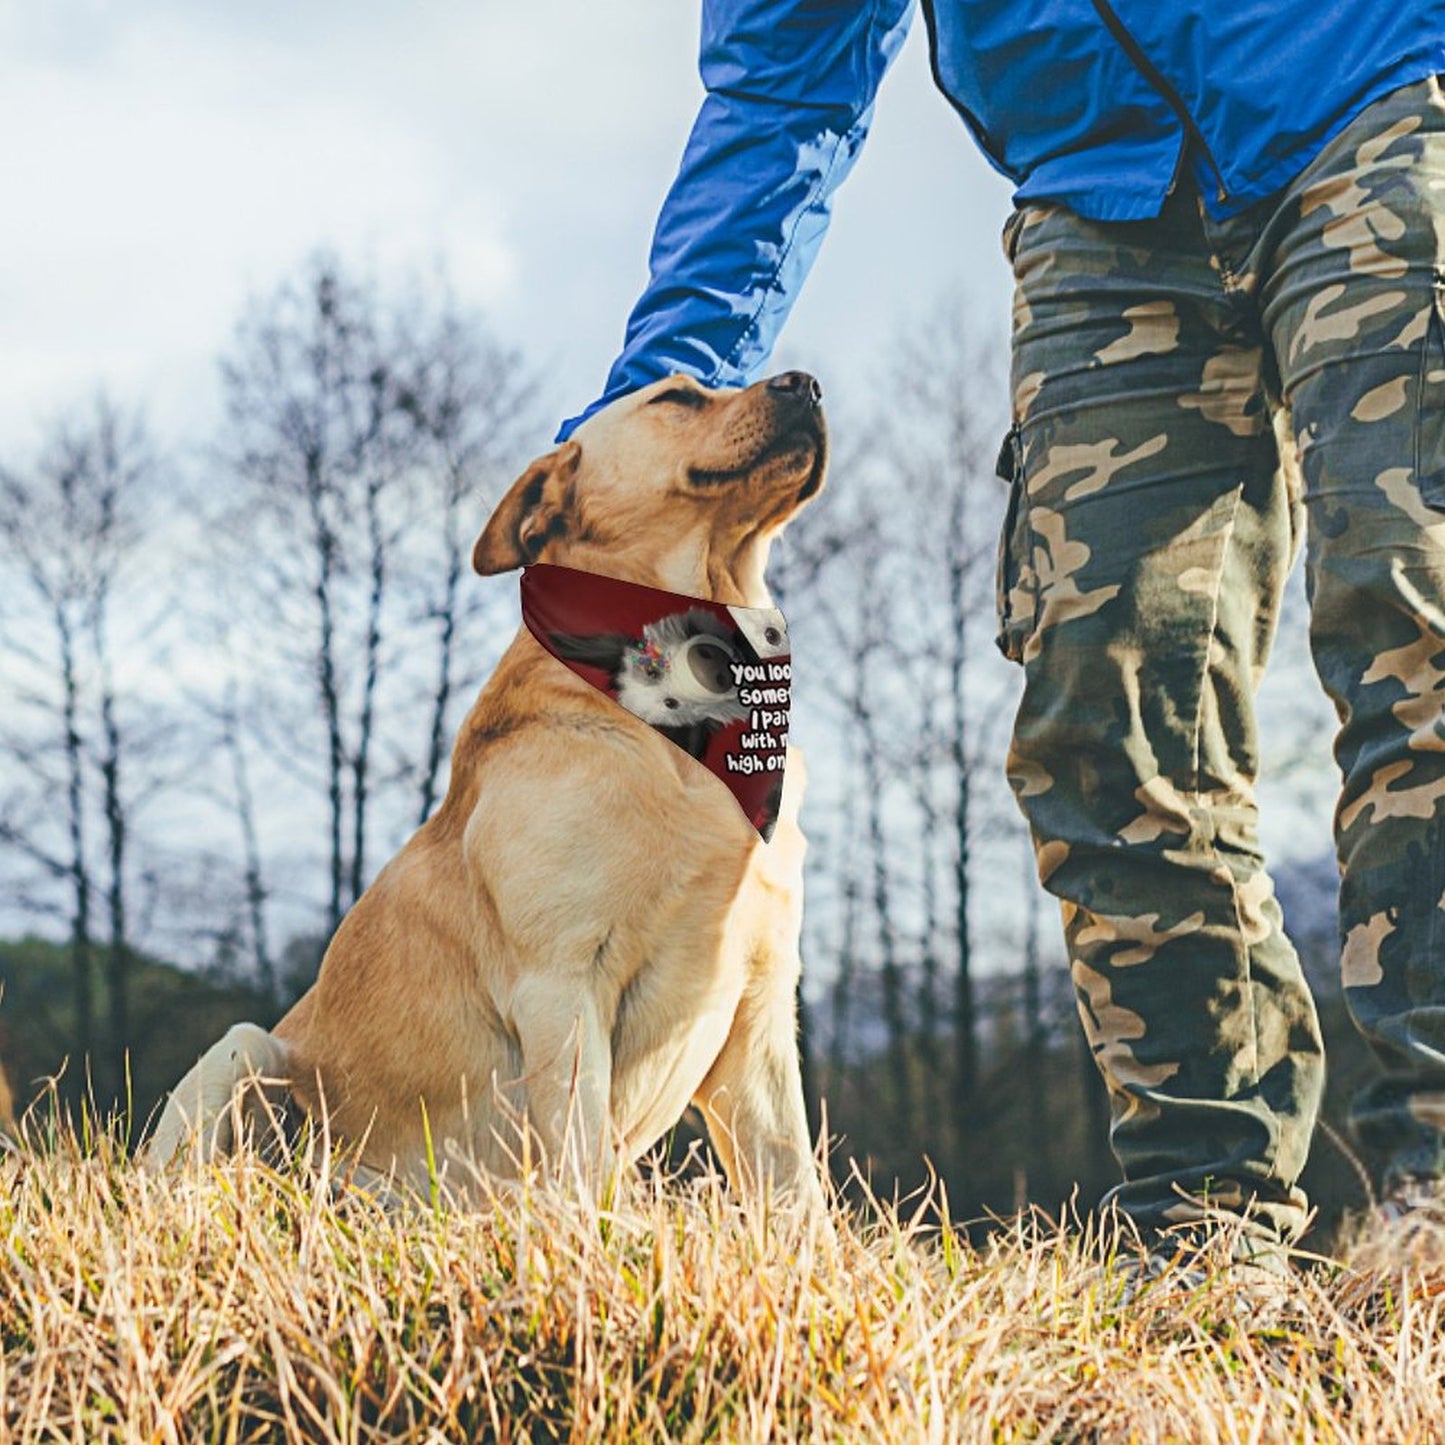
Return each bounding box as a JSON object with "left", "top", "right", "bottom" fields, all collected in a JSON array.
[
  {"left": 1262, "top": 76, "right": 1445, "bottom": 1188},
  {"left": 1003, "top": 192, "right": 1324, "bottom": 1243}
]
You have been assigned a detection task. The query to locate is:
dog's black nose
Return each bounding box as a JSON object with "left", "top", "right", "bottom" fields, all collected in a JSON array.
[{"left": 767, "top": 371, "right": 822, "bottom": 406}]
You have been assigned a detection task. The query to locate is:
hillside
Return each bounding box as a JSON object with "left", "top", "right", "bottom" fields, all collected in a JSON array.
[{"left": 0, "top": 935, "right": 277, "bottom": 1138}]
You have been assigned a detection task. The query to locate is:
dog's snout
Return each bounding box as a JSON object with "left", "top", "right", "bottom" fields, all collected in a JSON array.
[
  {"left": 687, "top": 641, "right": 734, "bottom": 694},
  {"left": 766, "top": 371, "right": 822, "bottom": 407}
]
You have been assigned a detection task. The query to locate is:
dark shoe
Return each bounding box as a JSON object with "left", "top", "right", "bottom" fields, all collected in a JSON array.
[
  {"left": 1377, "top": 1173, "right": 1445, "bottom": 1228},
  {"left": 1094, "top": 1223, "right": 1296, "bottom": 1324},
  {"left": 1342, "top": 1173, "right": 1445, "bottom": 1276}
]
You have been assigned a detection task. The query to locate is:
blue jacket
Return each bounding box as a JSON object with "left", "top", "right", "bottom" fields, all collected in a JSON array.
[{"left": 559, "top": 0, "right": 1445, "bottom": 438}]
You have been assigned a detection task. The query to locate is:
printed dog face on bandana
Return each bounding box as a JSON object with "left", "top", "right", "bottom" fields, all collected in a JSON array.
[
  {"left": 552, "top": 608, "right": 751, "bottom": 736},
  {"left": 521, "top": 565, "right": 793, "bottom": 837}
]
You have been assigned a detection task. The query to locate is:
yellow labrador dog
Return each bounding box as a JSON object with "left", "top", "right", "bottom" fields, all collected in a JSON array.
[{"left": 148, "top": 371, "right": 827, "bottom": 1211}]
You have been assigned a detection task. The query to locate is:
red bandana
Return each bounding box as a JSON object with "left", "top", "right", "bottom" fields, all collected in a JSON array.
[{"left": 520, "top": 563, "right": 791, "bottom": 841}]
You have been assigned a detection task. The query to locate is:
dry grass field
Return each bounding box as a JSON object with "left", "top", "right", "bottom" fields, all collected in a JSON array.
[{"left": 2, "top": 1120, "right": 1443, "bottom": 1444}]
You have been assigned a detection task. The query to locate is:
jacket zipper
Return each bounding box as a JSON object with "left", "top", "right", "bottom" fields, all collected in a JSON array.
[
  {"left": 919, "top": 0, "right": 1015, "bottom": 179},
  {"left": 1088, "top": 0, "right": 1230, "bottom": 204}
]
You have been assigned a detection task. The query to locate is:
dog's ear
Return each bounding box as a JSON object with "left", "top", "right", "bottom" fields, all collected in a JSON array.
[
  {"left": 473, "top": 442, "right": 582, "bottom": 575},
  {"left": 548, "top": 632, "right": 629, "bottom": 673}
]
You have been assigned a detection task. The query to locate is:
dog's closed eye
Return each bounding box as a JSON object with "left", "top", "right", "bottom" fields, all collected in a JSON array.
[{"left": 649, "top": 386, "right": 706, "bottom": 410}]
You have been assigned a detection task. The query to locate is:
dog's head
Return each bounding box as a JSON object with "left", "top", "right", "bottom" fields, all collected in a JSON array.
[{"left": 472, "top": 371, "right": 827, "bottom": 605}]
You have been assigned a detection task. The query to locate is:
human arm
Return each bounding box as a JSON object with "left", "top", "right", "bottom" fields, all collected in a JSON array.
[{"left": 557, "top": 0, "right": 915, "bottom": 439}]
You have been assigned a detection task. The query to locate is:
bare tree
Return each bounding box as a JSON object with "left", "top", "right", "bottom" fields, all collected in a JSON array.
[
  {"left": 217, "top": 261, "right": 405, "bottom": 931},
  {"left": 393, "top": 301, "right": 539, "bottom": 825},
  {"left": 209, "top": 255, "right": 540, "bottom": 959},
  {"left": 78, "top": 410, "right": 154, "bottom": 1095},
  {"left": 851, "top": 569, "right": 914, "bottom": 1138},
  {"left": 778, "top": 308, "right": 1039, "bottom": 1187},
  {"left": 219, "top": 680, "right": 276, "bottom": 1001},
  {"left": 823, "top": 738, "right": 864, "bottom": 1080},
  {"left": 0, "top": 398, "right": 160, "bottom": 1099},
  {"left": 1020, "top": 828, "right": 1049, "bottom": 1173},
  {"left": 911, "top": 676, "right": 947, "bottom": 1129},
  {"left": 874, "top": 322, "right": 1008, "bottom": 1112}
]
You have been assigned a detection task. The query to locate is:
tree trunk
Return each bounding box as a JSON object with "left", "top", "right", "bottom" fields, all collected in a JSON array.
[
  {"left": 222, "top": 687, "right": 275, "bottom": 1002},
  {"left": 827, "top": 772, "right": 862, "bottom": 1082},
  {"left": 946, "top": 489, "right": 977, "bottom": 1108},
  {"left": 854, "top": 651, "right": 912, "bottom": 1142},
  {"left": 913, "top": 684, "right": 943, "bottom": 1134},
  {"left": 57, "top": 606, "right": 93, "bottom": 1104},
  {"left": 350, "top": 471, "right": 387, "bottom": 905},
  {"left": 93, "top": 595, "right": 129, "bottom": 1105},
  {"left": 305, "top": 454, "right": 347, "bottom": 936},
  {"left": 417, "top": 502, "right": 463, "bottom": 827}
]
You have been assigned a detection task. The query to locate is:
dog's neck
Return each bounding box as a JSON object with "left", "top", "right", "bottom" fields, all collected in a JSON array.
[
  {"left": 543, "top": 540, "right": 775, "bottom": 610},
  {"left": 708, "top": 542, "right": 774, "bottom": 610},
  {"left": 660, "top": 535, "right": 776, "bottom": 610}
]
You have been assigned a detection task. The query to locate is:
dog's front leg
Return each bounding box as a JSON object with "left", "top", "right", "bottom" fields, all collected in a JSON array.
[
  {"left": 509, "top": 977, "right": 616, "bottom": 1197},
  {"left": 694, "top": 975, "right": 824, "bottom": 1219}
]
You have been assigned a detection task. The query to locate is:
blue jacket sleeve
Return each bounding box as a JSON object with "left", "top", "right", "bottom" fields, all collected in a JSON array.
[{"left": 557, "top": 0, "right": 915, "bottom": 440}]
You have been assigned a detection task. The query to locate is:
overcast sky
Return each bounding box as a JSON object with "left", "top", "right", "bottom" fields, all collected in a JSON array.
[{"left": 0, "top": 0, "right": 1016, "bottom": 448}]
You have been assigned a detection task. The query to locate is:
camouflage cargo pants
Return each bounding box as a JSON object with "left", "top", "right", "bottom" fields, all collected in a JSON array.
[{"left": 1001, "top": 75, "right": 1445, "bottom": 1242}]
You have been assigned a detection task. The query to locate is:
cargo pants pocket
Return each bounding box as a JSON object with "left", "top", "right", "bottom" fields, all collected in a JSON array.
[
  {"left": 994, "top": 424, "right": 1037, "bottom": 664},
  {"left": 1416, "top": 269, "right": 1445, "bottom": 507}
]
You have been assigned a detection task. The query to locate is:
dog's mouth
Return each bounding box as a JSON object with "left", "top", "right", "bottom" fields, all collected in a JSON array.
[
  {"left": 679, "top": 371, "right": 828, "bottom": 506},
  {"left": 795, "top": 437, "right": 827, "bottom": 502},
  {"left": 685, "top": 424, "right": 825, "bottom": 495}
]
